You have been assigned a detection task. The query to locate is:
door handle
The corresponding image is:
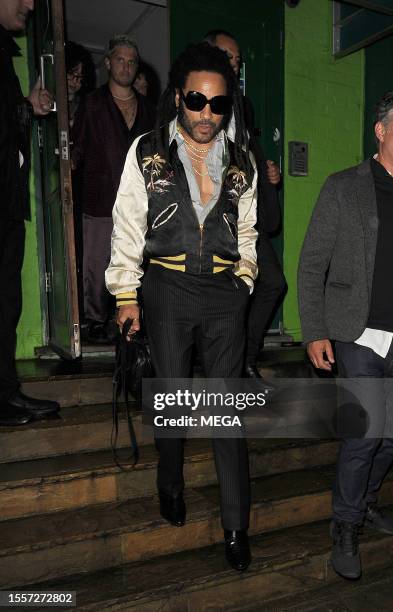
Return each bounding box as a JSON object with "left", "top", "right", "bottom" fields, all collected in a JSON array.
[
  {"left": 40, "top": 53, "right": 57, "bottom": 112},
  {"left": 273, "top": 127, "right": 281, "bottom": 143}
]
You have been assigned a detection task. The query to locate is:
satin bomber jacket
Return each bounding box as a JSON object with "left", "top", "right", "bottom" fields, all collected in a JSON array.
[{"left": 105, "top": 120, "right": 259, "bottom": 305}]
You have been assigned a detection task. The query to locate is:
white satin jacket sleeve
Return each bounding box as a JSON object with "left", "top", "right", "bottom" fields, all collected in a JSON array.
[
  {"left": 105, "top": 135, "right": 148, "bottom": 305},
  {"left": 233, "top": 154, "right": 259, "bottom": 290}
]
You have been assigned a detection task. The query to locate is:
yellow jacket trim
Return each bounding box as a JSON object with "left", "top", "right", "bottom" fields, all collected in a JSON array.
[
  {"left": 213, "top": 255, "right": 234, "bottom": 265},
  {"left": 117, "top": 291, "right": 137, "bottom": 299},
  {"left": 150, "top": 259, "right": 186, "bottom": 271},
  {"left": 116, "top": 291, "right": 137, "bottom": 307},
  {"left": 156, "top": 254, "right": 186, "bottom": 261}
]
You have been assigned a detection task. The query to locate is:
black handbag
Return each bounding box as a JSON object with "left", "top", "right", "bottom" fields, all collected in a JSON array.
[{"left": 111, "top": 318, "right": 153, "bottom": 469}]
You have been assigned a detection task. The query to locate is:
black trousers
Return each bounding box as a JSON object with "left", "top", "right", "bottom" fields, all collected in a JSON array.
[
  {"left": 333, "top": 340, "right": 393, "bottom": 523},
  {"left": 0, "top": 217, "right": 25, "bottom": 401},
  {"left": 83, "top": 214, "right": 113, "bottom": 324},
  {"left": 142, "top": 265, "right": 251, "bottom": 530},
  {"left": 246, "top": 229, "right": 287, "bottom": 364}
]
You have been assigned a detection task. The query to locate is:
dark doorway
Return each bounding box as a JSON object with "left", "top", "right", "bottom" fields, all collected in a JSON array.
[
  {"left": 32, "top": 0, "right": 169, "bottom": 358},
  {"left": 364, "top": 33, "right": 393, "bottom": 158},
  {"left": 170, "top": 0, "right": 285, "bottom": 333}
]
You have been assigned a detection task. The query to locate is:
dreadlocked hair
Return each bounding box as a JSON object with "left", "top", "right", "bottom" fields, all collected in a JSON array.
[{"left": 154, "top": 42, "right": 251, "bottom": 185}]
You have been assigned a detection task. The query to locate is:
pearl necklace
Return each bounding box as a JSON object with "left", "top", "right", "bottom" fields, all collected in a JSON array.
[
  {"left": 184, "top": 146, "right": 210, "bottom": 177},
  {"left": 112, "top": 92, "right": 135, "bottom": 101},
  {"left": 184, "top": 140, "right": 211, "bottom": 154},
  {"left": 178, "top": 128, "right": 212, "bottom": 154},
  {"left": 186, "top": 149, "right": 208, "bottom": 164},
  {"left": 192, "top": 164, "right": 209, "bottom": 177},
  {"left": 185, "top": 145, "right": 209, "bottom": 162}
]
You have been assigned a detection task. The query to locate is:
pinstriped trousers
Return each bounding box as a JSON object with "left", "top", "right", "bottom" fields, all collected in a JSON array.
[{"left": 142, "top": 264, "right": 251, "bottom": 530}]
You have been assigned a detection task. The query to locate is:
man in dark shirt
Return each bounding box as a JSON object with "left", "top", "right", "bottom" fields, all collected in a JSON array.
[
  {"left": 72, "top": 35, "right": 156, "bottom": 343},
  {"left": 298, "top": 92, "right": 393, "bottom": 580},
  {"left": 0, "top": 0, "right": 60, "bottom": 426}
]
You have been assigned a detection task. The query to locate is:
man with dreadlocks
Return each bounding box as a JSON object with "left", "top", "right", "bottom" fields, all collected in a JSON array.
[{"left": 106, "top": 42, "right": 258, "bottom": 571}]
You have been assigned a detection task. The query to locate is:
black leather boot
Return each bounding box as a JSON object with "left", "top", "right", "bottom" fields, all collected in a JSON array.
[
  {"left": 243, "top": 364, "right": 275, "bottom": 391},
  {"left": 159, "top": 492, "right": 186, "bottom": 527},
  {"left": 330, "top": 520, "right": 361, "bottom": 580},
  {"left": 7, "top": 390, "right": 60, "bottom": 418},
  {"left": 0, "top": 405, "right": 32, "bottom": 426},
  {"left": 224, "top": 529, "right": 251, "bottom": 571}
]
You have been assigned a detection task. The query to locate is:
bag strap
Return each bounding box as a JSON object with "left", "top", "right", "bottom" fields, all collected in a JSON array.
[{"left": 111, "top": 318, "right": 139, "bottom": 470}]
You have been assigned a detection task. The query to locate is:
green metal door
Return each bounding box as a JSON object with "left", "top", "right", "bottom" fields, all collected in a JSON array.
[
  {"left": 32, "top": 0, "right": 80, "bottom": 358},
  {"left": 170, "top": 0, "right": 284, "bottom": 332}
]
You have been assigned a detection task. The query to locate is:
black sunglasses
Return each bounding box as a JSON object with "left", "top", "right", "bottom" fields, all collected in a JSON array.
[{"left": 180, "top": 90, "right": 232, "bottom": 115}]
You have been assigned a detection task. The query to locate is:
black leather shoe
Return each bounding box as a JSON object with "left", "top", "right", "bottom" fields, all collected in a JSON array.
[
  {"left": 224, "top": 529, "right": 251, "bottom": 571},
  {"left": 7, "top": 390, "right": 60, "bottom": 417},
  {"left": 365, "top": 503, "right": 393, "bottom": 535},
  {"left": 243, "top": 365, "right": 275, "bottom": 391},
  {"left": 0, "top": 405, "right": 32, "bottom": 426},
  {"left": 159, "top": 492, "right": 186, "bottom": 527},
  {"left": 330, "top": 520, "right": 361, "bottom": 580}
]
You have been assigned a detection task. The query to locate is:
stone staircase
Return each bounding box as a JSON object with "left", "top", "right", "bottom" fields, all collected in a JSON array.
[{"left": 1, "top": 352, "right": 393, "bottom": 610}]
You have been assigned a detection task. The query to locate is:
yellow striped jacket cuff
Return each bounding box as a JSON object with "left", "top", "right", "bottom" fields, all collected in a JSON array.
[{"left": 116, "top": 292, "right": 137, "bottom": 307}]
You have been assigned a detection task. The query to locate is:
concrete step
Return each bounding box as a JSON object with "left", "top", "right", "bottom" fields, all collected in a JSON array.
[
  {"left": 18, "top": 358, "right": 115, "bottom": 408},
  {"left": 2, "top": 466, "right": 393, "bottom": 588},
  {"left": 0, "top": 377, "right": 338, "bottom": 464},
  {"left": 13, "top": 513, "right": 393, "bottom": 611},
  {"left": 0, "top": 403, "right": 151, "bottom": 464},
  {"left": 21, "top": 376, "right": 114, "bottom": 409},
  {"left": 17, "top": 347, "right": 311, "bottom": 409},
  {"left": 0, "top": 439, "right": 339, "bottom": 520},
  {"left": 260, "top": 564, "right": 393, "bottom": 612}
]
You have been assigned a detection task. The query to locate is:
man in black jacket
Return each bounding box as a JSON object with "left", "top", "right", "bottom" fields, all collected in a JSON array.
[
  {"left": 107, "top": 43, "right": 258, "bottom": 572},
  {"left": 205, "top": 30, "right": 287, "bottom": 378},
  {"left": 0, "top": 0, "right": 60, "bottom": 426}
]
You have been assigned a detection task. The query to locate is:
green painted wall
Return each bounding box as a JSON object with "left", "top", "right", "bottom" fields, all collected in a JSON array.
[
  {"left": 283, "top": 0, "right": 365, "bottom": 342},
  {"left": 13, "top": 36, "right": 43, "bottom": 359}
]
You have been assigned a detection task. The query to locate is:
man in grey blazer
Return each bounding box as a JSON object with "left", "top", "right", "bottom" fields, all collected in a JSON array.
[{"left": 298, "top": 92, "right": 393, "bottom": 580}]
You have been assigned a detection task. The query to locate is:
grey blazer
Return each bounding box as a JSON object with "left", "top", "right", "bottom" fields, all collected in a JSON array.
[{"left": 297, "top": 159, "right": 378, "bottom": 344}]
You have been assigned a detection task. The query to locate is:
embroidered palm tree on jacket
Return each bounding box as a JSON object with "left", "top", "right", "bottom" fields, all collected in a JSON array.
[
  {"left": 142, "top": 154, "right": 174, "bottom": 193},
  {"left": 227, "top": 166, "right": 248, "bottom": 200}
]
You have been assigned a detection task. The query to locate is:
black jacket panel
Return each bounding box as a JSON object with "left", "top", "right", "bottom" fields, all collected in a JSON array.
[
  {"left": 136, "top": 129, "right": 253, "bottom": 274},
  {"left": 0, "top": 26, "right": 31, "bottom": 220}
]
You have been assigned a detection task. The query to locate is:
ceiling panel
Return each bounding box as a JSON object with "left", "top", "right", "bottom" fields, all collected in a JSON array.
[{"left": 64, "top": 0, "right": 169, "bottom": 88}]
